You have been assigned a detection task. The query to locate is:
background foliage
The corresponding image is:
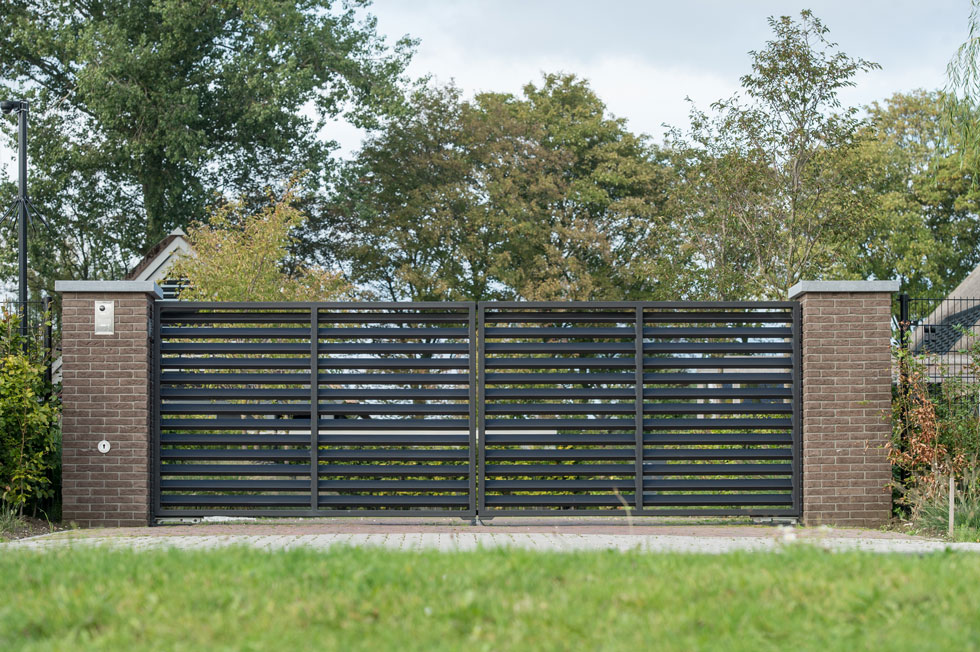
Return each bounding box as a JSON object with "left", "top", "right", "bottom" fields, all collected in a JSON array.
[{"left": 0, "top": 309, "right": 59, "bottom": 518}]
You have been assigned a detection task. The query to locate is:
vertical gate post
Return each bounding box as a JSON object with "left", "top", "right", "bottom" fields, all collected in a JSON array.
[
  {"left": 310, "top": 305, "right": 319, "bottom": 515},
  {"left": 633, "top": 305, "right": 644, "bottom": 510},
  {"left": 55, "top": 280, "right": 162, "bottom": 527},
  {"left": 789, "top": 280, "right": 899, "bottom": 528}
]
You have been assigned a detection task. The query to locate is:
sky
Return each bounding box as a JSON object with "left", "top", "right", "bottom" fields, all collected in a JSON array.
[
  {"left": 321, "top": 0, "right": 971, "bottom": 153},
  {"left": 0, "top": 1, "right": 972, "bottom": 175}
]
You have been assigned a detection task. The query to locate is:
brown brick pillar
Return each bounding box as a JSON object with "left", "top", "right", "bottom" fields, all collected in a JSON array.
[
  {"left": 789, "top": 280, "right": 899, "bottom": 528},
  {"left": 55, "top": 281, "right": 161, "bottom": 527}
]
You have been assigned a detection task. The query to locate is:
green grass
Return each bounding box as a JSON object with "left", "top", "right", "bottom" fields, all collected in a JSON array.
[{"left": 2, "top": 546, "right": 980, "bottom": 651}]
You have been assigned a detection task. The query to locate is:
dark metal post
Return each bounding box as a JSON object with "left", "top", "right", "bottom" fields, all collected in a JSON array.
[
  {"left": 17, "top": 102, "right": 28, "bottom": 347},
  {"left": 477, "top": 303, "right": 487, "bottom": 516},
  {"left": 151, "top": 300, "right": 162, "bottom": 520},
  {"left": 633, "top": 305, "right": 644, "bottom": 511},
  {"left": 791, "top": 302, "right": 803, "bottom": 517},
  {"left": 42, "top": 295, "right": 51, "bottom": 387},
  {"left": 468, "top": 304, "right": 477, "bottom": 516},
  {"left": 897, "top": 292, "right": 911, "bottom": 488},
  {"left": 310, "top": 306, "right": 319, "bottom": 514}
]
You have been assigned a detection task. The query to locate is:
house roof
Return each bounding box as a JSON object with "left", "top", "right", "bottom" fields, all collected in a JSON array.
[
  {"left": 124, "top": 227, "right": 192, "bottom": 281},
  {"left": 912, "top": 262, "right": 980, "bottom": 355}
]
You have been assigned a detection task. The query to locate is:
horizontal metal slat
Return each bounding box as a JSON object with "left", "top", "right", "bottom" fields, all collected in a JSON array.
[
  {"left": 484, "top": 449, "right": 635, "bottom": 461},
  {"left": 318, "top": 358, "right": 470, "bottom": 369},
  {"left": 643, "top": 418, "right": 792, "bottom": 430},
  {"left": 644, "top": 433, "right": 793, "bottom": 446},
  {"left": 161, "top": 479, "right": 309, "bottom": 491},
  {"left": 644, "top": 478, "right": 793, "bottom": 490},
  {"left": 644, "top": 448, "right": 793, "bottom": 461},
  {"left": 485, "top": 418, "right": 635, "bottom": 430},
  {"left": 162, "top": 357, "right": 309, "bottom": 369},
  {"left": 162, "top": 342, "right": 312, "bottom": 354},
  {"left": 319, "top": 404, "right": 469, "bottom": 416},
  {"left": 317, "top": 464, "right": 470, "bottom": 477},
  {"left": 483, "top": 327, "right": 633, "bottom": 337},
  {"left": 485, "top": 372, "right": 634, "bottom": 384},
  {"left": 643, "top": 357, "right": 791, "bottom": 369},
  {"left": 161, "top": 495, "right": 310, "bottom": 507},
  {"left": 161, "top": 449, "right": 310, "bottom": 461},
  {"left": 483, "top": 403, "right": 791, "bottom": 416},
  {"left": 160, "top": 433, "right": 310, "bottom": 445},
  {"left": 644, "top": 342, "right": 792, "bottom": 353},
  {"left": 482, "top": 311, "right": 635, "bottom": 323},
  {"left": 642, "top": 372, "right": 792, "bottom": 384},
  {"left": 158, "top": 463, "right": 309, "bottom": 476},
  {"left": 318, "top": 418, "right": 470, "bottom": 431},
  {"left": 319, "top": 480, "right": 469, "bottom": 491},
  {"left": 643, "top": 327, "right": 793, "bottom": 338},
  {"left": 161, "top": 417, "right": 311, "bottom": 431},
  {"left": 318, "top": 449, "right": 468, "bottom": 461},
  {"left": 485, "top": 479, "right": 635, "bottom": 490},
  {"left": 319, "top": 327, "right": 468, "bottom": 338},
  {"left": 486, "top": 388, "right": 634, "bottom": 399},
  {"left": 319, "top": 343, "right": 468, "bottom": 353},
  {"left": 318, "top": 434, "right": 470, "bottom": 446},
  {"left": 483, "top": 495, "right": 634, "bottom": 506},
  {"left": 644, "top": 387, "right": 792, "bottom": 399},
  {"left": 161, "top": 372, "right": 310, "bottom": 385},
  {"left": 485, "top": 357, "right": 634, "bottom": 369},
  {"left": 162, "top": 388, "right": 310, "bottom": 400},
  {"left": 484, "top": 434, "right": 634, "bottom": 445},
  {"left": 484, "top": 464, "right": 634, "bottom": 476},
  {"left": 318, "top": 495, "right": 470, "bottom": 506},
  {"left": 643, "top": 312, "right": 791, "bottom": 323},
  {"left": 485, "top": 343, "right": 633, "bottom": 354},
  {"left": 317, "top": 373, "right": 470, "bottom": 385},
  {"left": 641, "top": 493, "right": 793, "bottom": 506},
  {"left": 162, "top": 327, "right": 309, "bottom": 339},
  {"left": 643, "top": 463, "right": 792, "bottom": 475}
]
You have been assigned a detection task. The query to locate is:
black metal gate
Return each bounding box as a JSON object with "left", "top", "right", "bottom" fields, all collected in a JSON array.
[{"left": 153, "top": 301, "right": 800, "bottom": 519}]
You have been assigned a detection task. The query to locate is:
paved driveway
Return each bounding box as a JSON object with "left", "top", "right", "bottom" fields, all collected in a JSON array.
[{"left": 5, "top": 518, "right": 979, "bottom": 553}]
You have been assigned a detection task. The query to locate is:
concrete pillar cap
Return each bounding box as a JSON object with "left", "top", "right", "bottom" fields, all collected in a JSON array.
[
  {"left": 55, "top": 280, "right": 163, "bottom": 298},
  {"left": 788, "top": 280, "right": 900, "bottom": 300}
]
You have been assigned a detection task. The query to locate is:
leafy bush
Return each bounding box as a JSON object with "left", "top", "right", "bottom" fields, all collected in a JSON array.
[
  {"left": 0, "top": 309, "right": 60, "bottom": 518},
  {"left": 891, "top": 336, "right": 980, "bottom": 536}
]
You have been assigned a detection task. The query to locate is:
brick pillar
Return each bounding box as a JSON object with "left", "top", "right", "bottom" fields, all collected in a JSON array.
[
  {"left": 789, "top": 280, "right": 899, "bottom": 528},
  {"left": 55, "top": 281, "right": 161, "bottom": 527}
]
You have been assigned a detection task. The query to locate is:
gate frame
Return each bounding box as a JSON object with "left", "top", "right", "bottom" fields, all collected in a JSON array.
[
  {"left": 151, "top": 301, "right": 479, "bottom": 520},
  {"left": 475, "top": 300, "right": 802, "bottom": 519}
]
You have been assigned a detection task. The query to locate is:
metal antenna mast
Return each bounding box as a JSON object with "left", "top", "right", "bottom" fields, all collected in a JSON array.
[{"left": 1, "top": 99, "right": 30, "bottom": 347}]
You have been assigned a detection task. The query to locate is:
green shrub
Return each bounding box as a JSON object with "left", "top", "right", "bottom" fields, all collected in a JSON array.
[
  {"left": 892, "top": 334, "right": 980, "bottom": 537},
  {"left": 0, "top": 309, "right": 60, "bottom": 518}
]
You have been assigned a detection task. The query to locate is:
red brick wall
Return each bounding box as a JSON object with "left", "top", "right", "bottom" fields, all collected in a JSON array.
[
  {"left": 60, "top": 292, "right": 154, "bottom": 527},
  {"left": 799, "top": 291, "right": 893, "bottom": 527}
]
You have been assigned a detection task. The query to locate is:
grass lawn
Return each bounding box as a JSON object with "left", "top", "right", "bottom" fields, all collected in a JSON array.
[{"left": 2, "top": 546, "right": 979, "bottom": 650}]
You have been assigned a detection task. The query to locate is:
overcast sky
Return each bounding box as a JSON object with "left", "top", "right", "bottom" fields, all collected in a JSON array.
[
  {"left": 0, "top": 0, "right": 972, "bottom": 177},
  {"left": 321, "top": 0, "right": 970, "bottom": 151}
]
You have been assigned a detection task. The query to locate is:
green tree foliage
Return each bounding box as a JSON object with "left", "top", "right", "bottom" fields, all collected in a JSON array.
[
  {"left": 945, "top": 0, "right": 980, "bottom": 163},
  {"left": 667, "top": 11, "right": 880, "bottom": 300},
  {"left": 0, "top": 310, "right": 58, "bottom": 516},
  {"left": 311, "top": 75, "right": 683, "bottom": 301},
  {"left": 0, "top": 0, "right": 413, "bottom": 295},
  {"left": 168, "top": 181, "right": 349, "bottom": 302},
  {"left": 847, "top": 91, "right": 980, "bottom": 297}
]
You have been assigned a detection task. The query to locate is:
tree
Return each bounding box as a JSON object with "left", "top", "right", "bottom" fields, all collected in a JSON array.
[
  {"left": 847, "top": 91, "right": 980, "bottom": 297},
  {"left": 945, "top": 0, "right": 980, "bottom": 162},
  {"left": 666, "top": 11, "right": 880, "bottom": 300},
  {"left": 310, "top": 75, "right": 683, "bottom": 301},
  {"left": 0, "top": 0, "right": 413, "bottom": 295},
  {"left": 168, "top": 182, "right": 348, "bottom": 302}
]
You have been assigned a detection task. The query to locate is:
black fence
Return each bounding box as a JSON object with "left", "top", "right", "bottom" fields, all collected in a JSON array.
[
  {"left": 154, "top": 301, "right": 801, "bottom": 519},
  {"left": 899, "top": 294, "right": 980, "bottom": 383},
  {"left": 1, "top": 298, "right": 57, "bottom": 384}
]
